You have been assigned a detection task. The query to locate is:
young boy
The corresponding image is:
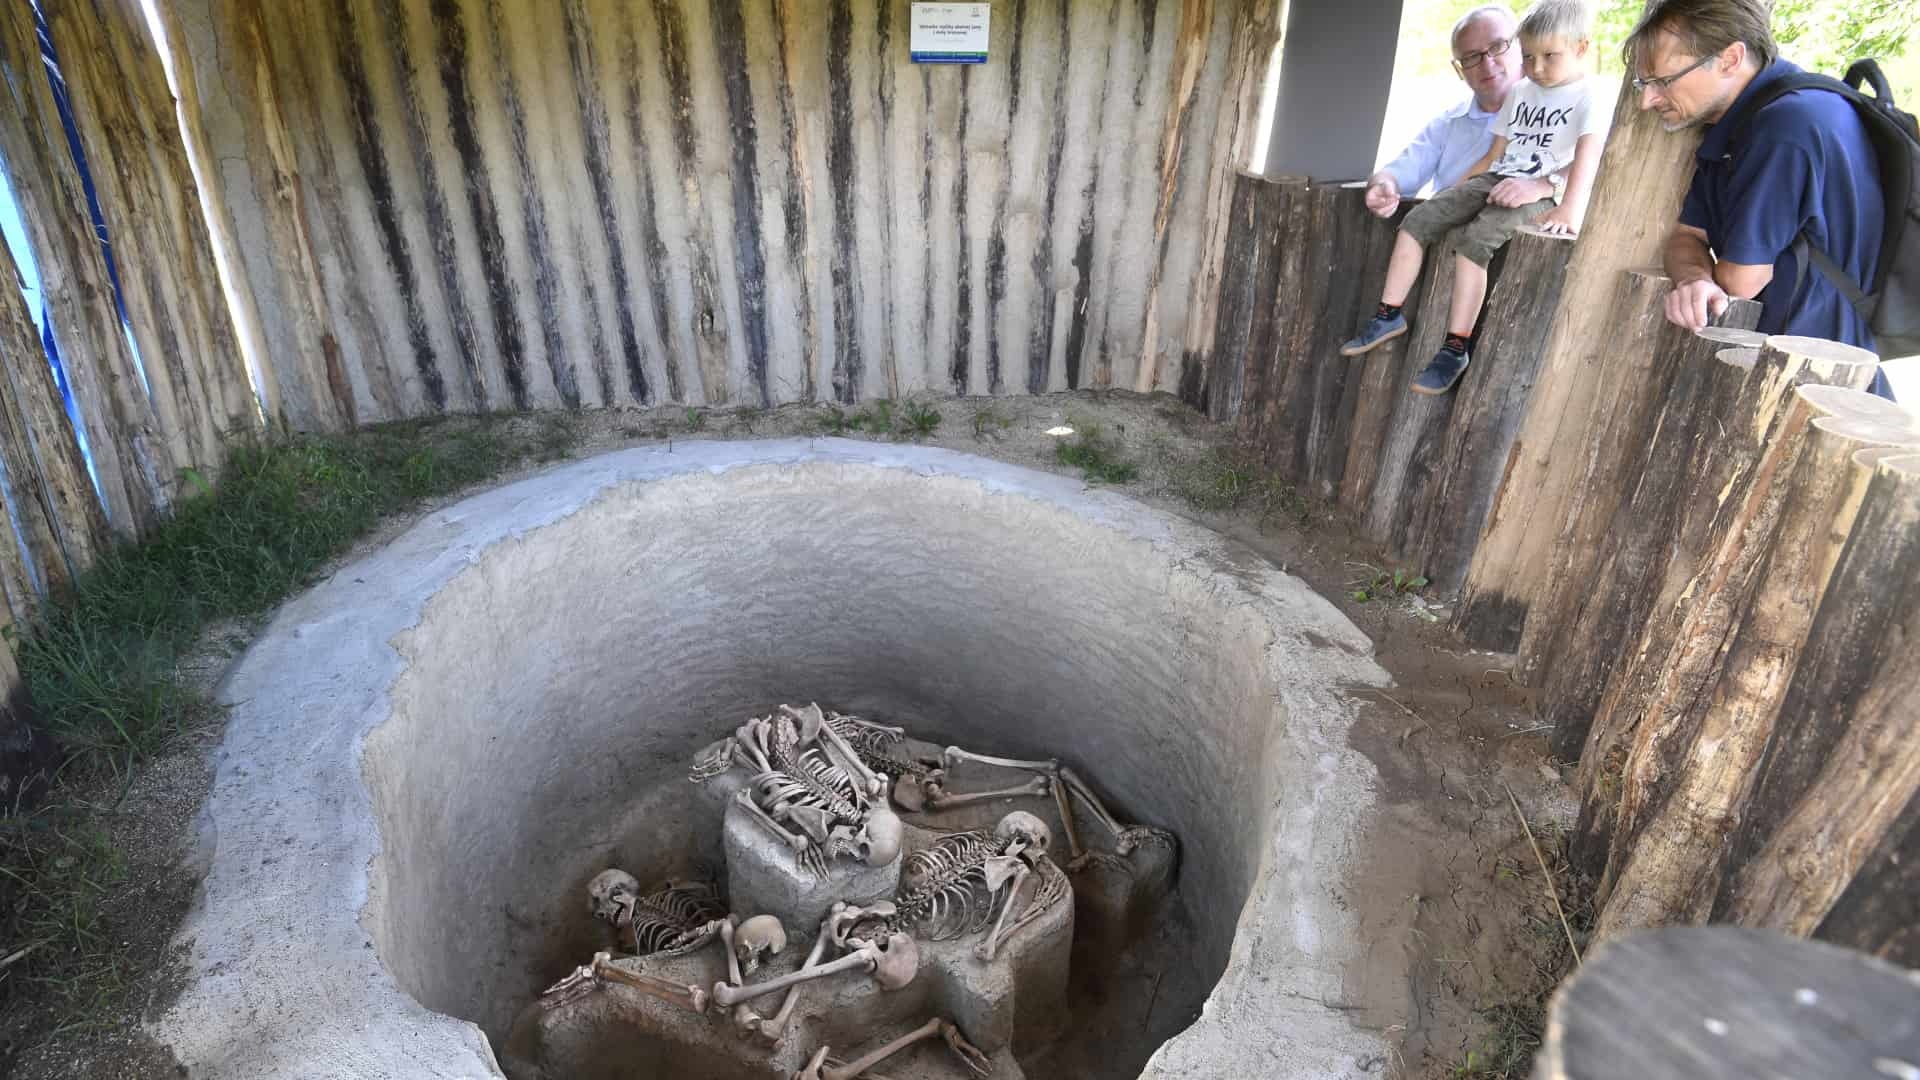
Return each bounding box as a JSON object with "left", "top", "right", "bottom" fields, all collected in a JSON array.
[{"left": 1341, "top": 0, "right": 1607, "bottom": 394}]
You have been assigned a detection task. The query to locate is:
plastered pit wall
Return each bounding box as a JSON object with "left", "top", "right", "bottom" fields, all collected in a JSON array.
[{"left": 152, "top": 440, "right": 1396, "bottom": 1078}]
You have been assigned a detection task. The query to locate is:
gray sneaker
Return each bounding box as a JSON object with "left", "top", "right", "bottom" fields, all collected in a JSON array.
[
  {"left": 1340, "top": 312, "right": 1408, "bottom": 356},
  {"left": 1411, "top": 348, "right": 1470, "bottom": 395}
]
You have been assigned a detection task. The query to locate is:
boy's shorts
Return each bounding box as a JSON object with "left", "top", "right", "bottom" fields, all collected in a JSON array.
[{"left": 1401, "top": 172, "right": 1553, "bottom": 267}]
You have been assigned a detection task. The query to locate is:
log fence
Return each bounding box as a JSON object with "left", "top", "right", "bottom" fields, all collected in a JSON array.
[{"left": 1209, "top": 168, "right": 1917, "bottom": 964}]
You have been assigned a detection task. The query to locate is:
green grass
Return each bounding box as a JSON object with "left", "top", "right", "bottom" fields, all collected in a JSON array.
[
  {"left": 897, "top": 400, "right": 941, "bottom": 440},
  {"left": 1163, "top": 447, "right": 1310, "bottom": 524},
  {"left": 0, "top": 411, "right": 581, "bottom": 1044},
  {"left": 1349, "top": 566, "right": 1429, "bottom": 603},
  {"left": 1054, "top": 423, "right": 1139, "bottom": 485}
]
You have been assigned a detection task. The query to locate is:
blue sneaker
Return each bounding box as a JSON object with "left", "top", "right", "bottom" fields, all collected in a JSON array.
[
  {"left": 1411, "top": 348, "right": 1470, "bottom": 395},
  {"left": 1340, "top": 311, "right": 1408, "bottom": 356}
]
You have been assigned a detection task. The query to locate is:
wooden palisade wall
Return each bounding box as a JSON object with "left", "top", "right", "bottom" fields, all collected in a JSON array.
[{"left": 160, "top": 0, "right": 1286, "bottom": 430}]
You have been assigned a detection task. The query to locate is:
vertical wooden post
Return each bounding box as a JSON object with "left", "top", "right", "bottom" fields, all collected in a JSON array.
[
  {"left": 1358, "top": 243, "right": 1460, "bottom": 554},
  {"left": 1204, "top": 173, "right": 1295, "bottom": 421},
  {"left": 0, "top": 0, "right": 171, "bottom": 534},
  {"left": 1411, "top": 228, "right": 1575, "bottom": 592},
  {"left": 1713, "top": 445, "right": 1920, "bottom": 954},
  {"left": 1591, "top": 380, "right": 1918, "bottom": 939},
  {"left": 1570, "top": 339, "right": 1877, "bottom": 877},
  {"left": 1453, "top": 61, "right": 1709, "bottom": 652}
]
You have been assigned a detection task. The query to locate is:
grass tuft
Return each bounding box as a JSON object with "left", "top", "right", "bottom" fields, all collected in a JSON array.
[
  {"left": 0, "top": 413, "right": 581, "bottom": 1047},
  {"left": 897, "top": 400, "right": 941, "bottom": 440},
  {"left": 1054, "top": 423, "right": 1139, "bottom": 484}
]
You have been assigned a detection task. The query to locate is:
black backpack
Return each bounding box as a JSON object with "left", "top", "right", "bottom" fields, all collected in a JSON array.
[{"left": 1724, "top": 59, "right": 1920, "bottom": 359}]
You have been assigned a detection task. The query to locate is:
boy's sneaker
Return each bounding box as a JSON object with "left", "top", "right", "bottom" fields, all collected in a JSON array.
[
  {"left": 1411, "top": 347, "right": 1470, "bottom": 395},
  {"left": 1339, "top": 312, "right": 1408, "bottom": 356}
]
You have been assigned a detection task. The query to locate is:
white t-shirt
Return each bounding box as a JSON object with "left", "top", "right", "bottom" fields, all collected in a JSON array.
[{"left": 1491, "top": 77, "right": 1607, "bottom": 179}]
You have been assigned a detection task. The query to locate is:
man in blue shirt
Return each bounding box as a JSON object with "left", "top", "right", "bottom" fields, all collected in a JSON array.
[
  {"left": 1628, "top": 0, "right": 1894, "bottom": 398},
  {"left": 1364, "top": 5, "right": 1526, "bottom": 217}
]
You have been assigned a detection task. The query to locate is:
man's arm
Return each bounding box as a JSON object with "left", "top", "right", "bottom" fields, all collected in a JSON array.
[
  {"left": 1365, "top": 113, "right": 1450, "bottom": 218},
  {"left": 1663, "top": 224, "right": 1776, "bottom": 330}
]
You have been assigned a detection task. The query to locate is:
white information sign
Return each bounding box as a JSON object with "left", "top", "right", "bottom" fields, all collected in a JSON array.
[{"left": 910, "top": 3, "right": 991, "bottom": 64}]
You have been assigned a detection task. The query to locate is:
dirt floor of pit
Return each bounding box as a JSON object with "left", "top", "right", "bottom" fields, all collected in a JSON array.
[{"left": 0, "top": 391, "right": 1582, "bottom": 1080}]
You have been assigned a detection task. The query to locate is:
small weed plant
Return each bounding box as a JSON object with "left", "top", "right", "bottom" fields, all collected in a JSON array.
[
  {"left": 1163, "top": 448, "right": 1308, "bottom": 523},
  {"left": 897, "top": 400, "right": 941, "bottom": 440},
  {"left": 970, "top": 405, "right": 1012, "bottom": 440},
  {"left": 1054, "top": 423, "right": 1139, "bottom": 484},
  {"left": 1349, "top": 566, "right": 1429, "bottom": 603}
]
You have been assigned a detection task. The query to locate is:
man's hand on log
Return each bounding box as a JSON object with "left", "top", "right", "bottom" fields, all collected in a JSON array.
[
  {"left": 1665, "top": 278, "right": 1731, "bottom": 331},
  {"left": 1487, "top": 176, "right": 1555, "bottom": 208},
  {"left": 1364, "top": 176, "right": 1401, "bottom": 218}
]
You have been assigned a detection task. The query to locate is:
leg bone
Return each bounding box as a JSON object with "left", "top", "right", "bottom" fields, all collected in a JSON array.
[
  {"left": 544, "top": 952, "right": 711, "bottom": 1013},
  {"left": 756, "top": 930, "right": 832, "bottom": 1044},
  {"left": 942, "top": 746, "right": 1060, "bottom": 775},
  {"left": 1051, "top": 771, "right": 1086, "bottom": 865},
  {"left": 714, "top": 947, "right": 871, "bottom": 1010},
  {"left": 823, "top": 1017, "right": 943, "bottom": 1080},
  {"left": 734, "top": 790, "right": 810, "bottom": 853},
  {"left": 976, "top": 862, "right": 1033, "bottom": 962},
  {"left": 925, "top": 774, "right": 1051, "bottom": 811}
]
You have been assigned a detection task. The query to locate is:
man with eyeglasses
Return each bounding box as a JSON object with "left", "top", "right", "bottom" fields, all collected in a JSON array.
[
  {"left": 1629, "top": 0, "right": 1893, "bottom": 398},
  {"left": 1364, "top": 5, "right": 1525, "bottom": 218}
]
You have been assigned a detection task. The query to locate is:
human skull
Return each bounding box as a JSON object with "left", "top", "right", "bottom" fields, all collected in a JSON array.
[
  {"left": 586, "top": 868, "right": 640, "bottom": 927},
  {"left": 734, "top": 914, "right": 788, "bottom": 976},
  {"left": 857, "top": 805, "right": 904, "bottom": 867},
  {"left": 995, "top": 810, "right": 1052, "bottom": 855}
]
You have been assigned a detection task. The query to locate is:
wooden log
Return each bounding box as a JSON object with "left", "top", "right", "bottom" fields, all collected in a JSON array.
[
  {"left": 1570, "top": 338, "right": 1877, "bottom": 878},
  {"left": 0, "top": 230, "right": 110, "bottom": 606},
  {"left": 1308, "top": 186, "right": 1412, "bottom": 500},
  {"left": 1253, "top": 184, "right": 1400, "bottom": 495},
  {"left": 1535, "top": 927, "right": 1920, "bottom": 1080},
  {"left": 43, "top": 0, "right": 262, "bottom": 467},
  {"left": 1538, "top": 338, "right": 1765, "bottom": 762},
  {"left": 1250, "top": 182, "right": 1336, "bottom": 479},
  {"left": 1411, "top": 227, "right": 1575, "bottom": 594},
  {"left": 1452, "top": 56, "right": 1712, "bottom": 652},
  {"left": 1531, "top": 309, "right": 1762, "bottom": 758},
  {"left": 1512, "top": 277, "right": 1761, "bottom": 670},
  {"left": 1243, "top": 178, "right": 1320, "bottom": 469},
  {"left": 1208, "top": 173, "right": 1296, "bottom": 423},
  {"left": 0, "top": 0, "right": 170, "bottom": 534},
  {"left": 1590, "top": 382, "right": 1919, "bottom": 939},
  {"left": 1336, "top": 233, "right": 1433, "bottom": 517},
  {"left": 1355, "top": 242, "right": 1460, "bottom": 553},
  {"left": 1710, "top": 448, "right": 1920, "bottom": 954}
]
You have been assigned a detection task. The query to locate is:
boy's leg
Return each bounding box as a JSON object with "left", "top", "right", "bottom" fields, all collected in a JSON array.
[
  {"left": 1410, "top": 193, "right": 1551, "bottom": 395},
  {"left": 1343, "top": 175, "right": 1498, "bottom": 357},
  {"left": 1382, "top": 230, "right": 1427, "bottom": 308},
  {"left": 1448, "top": 253, "right": 1488, "bottom": 337}
]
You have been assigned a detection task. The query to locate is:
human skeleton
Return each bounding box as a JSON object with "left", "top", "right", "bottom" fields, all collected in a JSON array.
[
  {"left": 690, "top": 703, "right": 904, "bottom": 877},
  {"left": 816, "top": 707, "right": 1178, "bottom": 876}
]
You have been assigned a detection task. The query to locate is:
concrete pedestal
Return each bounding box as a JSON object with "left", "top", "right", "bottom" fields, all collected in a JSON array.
[{"left": 723, "top": 798, "right": 903, "bottom": 931}]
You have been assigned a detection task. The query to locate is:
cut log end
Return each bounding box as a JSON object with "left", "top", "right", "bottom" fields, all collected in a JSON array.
[
  {"left": 1717, "top": 346, "right": 1760, "bottom": 370},
  {"left": 1762, "top": 335, "right": 1881, "bottom": 371},
  {"left": 1695, "top": 326, "right": 1767, "bottom": 348},
  {"left": 1797, "top": 384, "right": 1920, "bottom": 429},
  {"left": 1811, "top": 415, "right": 1920, "bottom": 449}
]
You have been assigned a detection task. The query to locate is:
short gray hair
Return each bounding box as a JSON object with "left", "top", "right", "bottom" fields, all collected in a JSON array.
[
  {"left": 1621, "top": 0, "right": 1777, "bottom": 70},
  {"left": 1519, "top": 0, "right": 1592, "bottom": 42},
  {"left": 1451, "top": 4, "right": 1519, "bottom": 49}
]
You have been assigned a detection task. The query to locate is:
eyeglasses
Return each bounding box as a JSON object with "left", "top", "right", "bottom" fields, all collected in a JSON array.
[
  {"left": 1452, "top": 37, "right": 1513, "bottom": 73},
  {"left": 1631, "top": 53, "right": 1715, "bottom": 94}
]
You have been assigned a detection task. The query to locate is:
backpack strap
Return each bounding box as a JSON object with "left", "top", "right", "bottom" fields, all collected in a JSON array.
[{"left": 1721, "top": 72, "right": 1862, "bottom": 157}]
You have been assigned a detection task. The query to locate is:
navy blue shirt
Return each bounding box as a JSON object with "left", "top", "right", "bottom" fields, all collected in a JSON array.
[{"left": 1681, "top": 60, "right": 1890, "bottom": 393}]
